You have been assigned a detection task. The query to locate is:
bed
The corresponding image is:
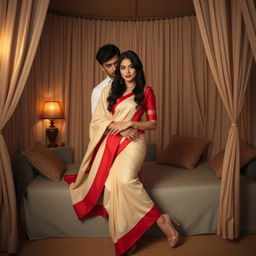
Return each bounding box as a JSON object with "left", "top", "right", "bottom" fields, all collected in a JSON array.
[{"left": 14, "top": 145, "right": 256, "bottom": 240}]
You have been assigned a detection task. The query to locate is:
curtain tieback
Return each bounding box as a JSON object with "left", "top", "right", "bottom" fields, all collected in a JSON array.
[{"left": 231, "top": 122, "right": 237, "bottom": 127}]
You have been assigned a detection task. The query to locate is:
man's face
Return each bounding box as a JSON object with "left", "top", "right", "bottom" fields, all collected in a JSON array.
[{"left": 101, "top": 55, "right": 119, "bottom": 80}]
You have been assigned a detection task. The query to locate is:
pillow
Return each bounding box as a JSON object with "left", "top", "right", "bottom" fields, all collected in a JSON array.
[
  {"left": 22, "top": 142, "right": 66, "bottom": 181},
  {"left": 207, "top": 151, "right": 224, "bottom": 179},
  {"left": 159, "top": 135, "right": 210, "bottom": 169},
  {"left": 207, "top": 142, "right": 256, "bottom": 179}
]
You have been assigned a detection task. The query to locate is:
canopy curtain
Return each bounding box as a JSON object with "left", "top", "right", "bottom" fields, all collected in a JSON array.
[
  {"left": 0, "top": 0, "right": 49, "bottom": 253},
  {"left": 189, "top": 18, "right": 209, "bottom": 137},
  {"left": 193, "top": 0, "right": 253, "bottom": 239},
  {"left": 4, "top": 14, "right": 233, "bottom": 163},
  {"left": 239, "top": 0, "right": 256, "bottom": 60}
]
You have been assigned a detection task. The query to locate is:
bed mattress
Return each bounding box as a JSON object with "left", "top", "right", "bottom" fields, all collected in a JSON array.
[{"left": 23, "top": 162, "right": 256, "bottom": 239}]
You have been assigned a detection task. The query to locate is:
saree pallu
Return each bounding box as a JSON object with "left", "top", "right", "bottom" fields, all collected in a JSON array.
[{"left": 65, "top": 86, "right": 160, "bottom": 256}]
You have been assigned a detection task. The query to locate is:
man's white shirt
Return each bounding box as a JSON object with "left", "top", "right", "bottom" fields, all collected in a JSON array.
[{"left": 91, "top": 76, "right": 112, "bottom": 115}]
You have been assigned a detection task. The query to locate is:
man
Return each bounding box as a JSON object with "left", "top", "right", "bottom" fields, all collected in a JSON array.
[
  {"left": 91, "top": 44, "right": 120, "bottom": 115},
  {"left": 91, "top": 44, "right": 139, "bottom": 142}
]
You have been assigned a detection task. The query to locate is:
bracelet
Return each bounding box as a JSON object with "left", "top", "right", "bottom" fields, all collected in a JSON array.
[{"left": 134, "top": 121, "right": 138, "bottom": 129}]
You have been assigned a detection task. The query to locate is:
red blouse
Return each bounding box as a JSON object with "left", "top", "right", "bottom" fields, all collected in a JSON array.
[{"left": 144, "top": 86, "right": 157, "bottom": 121}]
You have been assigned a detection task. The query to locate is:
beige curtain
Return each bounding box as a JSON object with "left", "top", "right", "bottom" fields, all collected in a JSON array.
[
  {"left": 1, "top": 9, "right": 255, "bottom": 243},
  {"left": 239, "top": 0, "right": 256, "bottom": 60},
  {"left": 4, "top": 14, "right": 239, "bottom": 163},
  {"left": 193, "top": 0, "right": 253, "bottom": 239},
  {"left": 0, "top": 0, "right": 49, "bottom": 253}
]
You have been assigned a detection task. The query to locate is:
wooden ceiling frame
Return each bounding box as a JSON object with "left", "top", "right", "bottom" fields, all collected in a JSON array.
[{"left": 48, "top": 0, "right": 195, "bottom": 19}]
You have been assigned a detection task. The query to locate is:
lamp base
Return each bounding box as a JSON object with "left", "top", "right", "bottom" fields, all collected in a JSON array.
[
  {"left": 47, "top": 143, "right": 58, "bottom": 148},
  {"left": 46, "top": 126, "right": 58, "bottom": 148}
]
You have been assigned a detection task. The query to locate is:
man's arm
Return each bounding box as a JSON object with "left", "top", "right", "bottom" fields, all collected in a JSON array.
[{"left": 91, "top": 88, "right": 98, "bottom": 115}]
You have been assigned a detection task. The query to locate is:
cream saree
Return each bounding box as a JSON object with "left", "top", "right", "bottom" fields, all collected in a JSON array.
[{"left": 65, "top": 86, "right": 160, "bottom": 255}]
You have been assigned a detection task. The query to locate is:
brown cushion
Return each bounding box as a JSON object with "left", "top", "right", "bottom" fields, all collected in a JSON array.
[
  {"left": 207, "top": 151, "right": 224, "bottom": 179},
  {"left": 207, "top": 141, "right": 256, "bottom": 179},
  {"left": 159, "top": 135, "right": 210, "bottom": 169},
  {"left": 22, "top": 142, "right": 66, "bottom": 181}
]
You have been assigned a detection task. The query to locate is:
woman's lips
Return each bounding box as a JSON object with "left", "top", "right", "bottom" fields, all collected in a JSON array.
[{"left": 125, "top": 75, "right": 132, "bottom": 78}]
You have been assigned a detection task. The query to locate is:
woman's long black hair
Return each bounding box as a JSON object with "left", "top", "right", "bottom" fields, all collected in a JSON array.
[{"left": 107, "top": 50, "right": 146, "bottom": 112}]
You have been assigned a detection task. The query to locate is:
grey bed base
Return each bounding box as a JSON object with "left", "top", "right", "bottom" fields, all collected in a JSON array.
[{"left": 13, "top": 147, "right": 256, "bottom": 240}]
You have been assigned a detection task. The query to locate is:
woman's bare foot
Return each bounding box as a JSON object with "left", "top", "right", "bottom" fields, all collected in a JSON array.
[{"left": 157, "top": 214, "right": 179, "bottom": 248}]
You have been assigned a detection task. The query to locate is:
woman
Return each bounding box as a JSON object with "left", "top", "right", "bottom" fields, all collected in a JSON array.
[{"left": 65, "top": 50, "right": 179, "bottom": 256}]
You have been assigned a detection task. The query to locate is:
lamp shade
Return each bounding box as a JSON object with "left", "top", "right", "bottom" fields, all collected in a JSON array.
[{"left": 40, "top": 101, "right": 64, "bottom": 119}]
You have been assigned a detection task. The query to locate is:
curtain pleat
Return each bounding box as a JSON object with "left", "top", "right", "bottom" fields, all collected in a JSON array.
[
  {"left": 4, "top": 12, "right": 255, "bottom": 165},
  {"left": 0, "top": 0, "right": 49, "bottom": 253},
  {"left": 193, "top": 0, "right": 253, "bottom": 239},
  {"left": 239, "top": 0, "right": 256, "bottom": 60}
]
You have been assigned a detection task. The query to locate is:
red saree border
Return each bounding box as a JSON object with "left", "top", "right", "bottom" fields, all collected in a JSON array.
[
  {"left": 132, "top": 107, "right": 144, "bottom": 121},
  {"left": 112, "top": 86, "right": 157, "bottom": 120},
  {"left": 64, "top": 174, "right": 77, "bottom": 184},
  {"left": 112, "top": 92, "right": 134, "bottom": 114},
  {"left": 86, "top": 134, "right": 106, "bottom": 173},
  {"left": 73, "top": 135, "right": 131, "bottom": 219},
  {"left": 85, "top": 205, "right": 109, "bottom": 219},
  {"left": 73, "top": 134, "right": 123, "bottom": 219},
  {"left": 114, "top": 205, "right": 161, "bottom": 256},
  {"left": 64, "top": 135, "right": 106, "bottom": 184}
]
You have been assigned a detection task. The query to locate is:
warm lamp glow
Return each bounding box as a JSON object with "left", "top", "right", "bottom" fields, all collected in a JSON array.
[
  {"left": 40, "top": 101, "right": 64, "bottom": 148},
  {"left": 0, "top": 31, "right": 11, "bottom": 64},
  {"left": 40, "top": 101, "right": 64, "bottom": 119}
]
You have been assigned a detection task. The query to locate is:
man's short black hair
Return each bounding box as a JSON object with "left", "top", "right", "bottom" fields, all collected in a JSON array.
[{"left": 96, "top": 44, "right": 120, "bottom": 65}]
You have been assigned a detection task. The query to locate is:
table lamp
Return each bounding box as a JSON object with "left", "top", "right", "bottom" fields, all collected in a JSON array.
[{"left": 40, "top": 101, "right": 64, "bottom": 147}]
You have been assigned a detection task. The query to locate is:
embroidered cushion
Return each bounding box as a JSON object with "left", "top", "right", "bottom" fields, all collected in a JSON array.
[{"left": 22, "top": 142, "right": 66, "bottom": 181}]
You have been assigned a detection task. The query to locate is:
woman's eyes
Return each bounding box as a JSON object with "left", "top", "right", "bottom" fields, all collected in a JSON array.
[{"left": 120, "top": 65, "right": 135, "bottom": 69}]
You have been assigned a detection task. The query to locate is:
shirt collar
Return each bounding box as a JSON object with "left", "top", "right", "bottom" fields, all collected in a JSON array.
[{"left": 106, "top": 75, "right": 113, "bottom": 84}]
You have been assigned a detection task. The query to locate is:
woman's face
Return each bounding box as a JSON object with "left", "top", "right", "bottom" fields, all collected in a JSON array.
[{"left": 120, "top": 58, "right": 137, "bottom": 83}]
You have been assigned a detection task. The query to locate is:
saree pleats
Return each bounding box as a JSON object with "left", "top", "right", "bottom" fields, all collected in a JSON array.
[{"left": 105, "top": 138, "right": 160, "bottom": 255}]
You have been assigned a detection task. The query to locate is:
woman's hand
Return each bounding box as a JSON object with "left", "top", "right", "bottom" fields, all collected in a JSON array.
[
  {"left": 108, "top": 121, "right": 132, "bottom": 135},
  {"left": 120, "top": 128, "right": 140, "bottom": 141}
]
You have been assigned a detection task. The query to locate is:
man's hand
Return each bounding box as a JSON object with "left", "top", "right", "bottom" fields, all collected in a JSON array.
[{"left": 120, "top": 128, "right": 139, "bottom": 141}]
